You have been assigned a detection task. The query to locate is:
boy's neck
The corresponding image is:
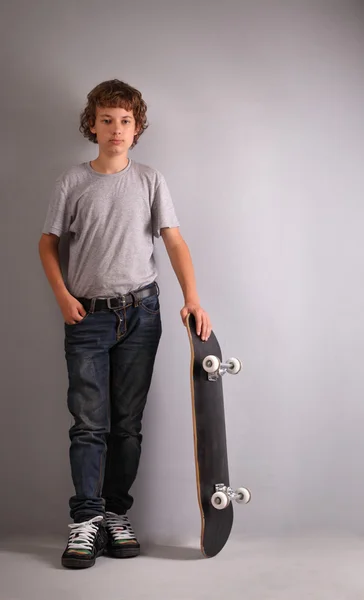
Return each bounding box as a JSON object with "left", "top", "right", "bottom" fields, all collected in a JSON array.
[{"left": 90, "top": 154, "right": 130, "bottom": 175}]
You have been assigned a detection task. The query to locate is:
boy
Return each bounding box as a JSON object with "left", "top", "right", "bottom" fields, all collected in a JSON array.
[{"left": 38, "top": 79, "right": 211, "bottom": 569}]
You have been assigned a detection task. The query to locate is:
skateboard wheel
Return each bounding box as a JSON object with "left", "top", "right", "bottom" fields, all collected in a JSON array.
[
  {"left": 203, "top": 355, "right": 220, "bottom": 374},
  {"left": 227, "top": 358, "right": 242, "bottom": 375},
  {"left": 235, "top": 487, "right": 251, "bottom": 504},
  {"left": 211, "top": 491, "right": 229, "bottom": 510}
]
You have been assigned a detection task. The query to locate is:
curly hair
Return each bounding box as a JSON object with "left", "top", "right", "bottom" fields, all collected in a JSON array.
[{"left": 79, "top": 79, "right": 148, "bottom": 148}]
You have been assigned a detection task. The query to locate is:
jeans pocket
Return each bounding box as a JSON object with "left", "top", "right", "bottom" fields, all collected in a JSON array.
[
  {"left": 139, "top": 295, "right": 160, "bottom": 315},
  {"left": 65, "top": 311, "right": 90, "bottom": 326}
]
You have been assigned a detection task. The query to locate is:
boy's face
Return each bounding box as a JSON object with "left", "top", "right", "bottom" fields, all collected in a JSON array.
[{"left": 90, "top": 106, "right": 138, "bottom": 154}]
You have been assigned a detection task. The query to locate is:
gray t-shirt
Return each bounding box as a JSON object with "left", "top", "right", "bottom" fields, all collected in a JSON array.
[{"left": 42, "top": 159, "right": 180, "bottom": 298}]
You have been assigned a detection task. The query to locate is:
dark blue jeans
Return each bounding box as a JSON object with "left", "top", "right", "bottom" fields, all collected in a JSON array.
[{"left": 64, "top": 283, "right": 162, "bottom": 523}]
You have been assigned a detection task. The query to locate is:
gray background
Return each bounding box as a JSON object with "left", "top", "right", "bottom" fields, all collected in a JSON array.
[{"left": 1, "top": 0, "right": 363, "bottom": 545}]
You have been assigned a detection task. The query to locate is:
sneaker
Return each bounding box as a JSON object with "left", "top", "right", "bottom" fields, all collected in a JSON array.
[
  {"left": 105, "top": 512, "right": 140, "bottom": 558},
  {"left": 61, "top": 515, "right": 108, "bottom": 569}
]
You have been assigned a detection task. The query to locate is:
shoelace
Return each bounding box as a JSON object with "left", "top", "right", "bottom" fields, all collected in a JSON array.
[
  {"left": 67, "top": 515, "right": 104, "bottom": 551},
  {"left": 106, "top": 512, "right": 136, "bottom": 541}
]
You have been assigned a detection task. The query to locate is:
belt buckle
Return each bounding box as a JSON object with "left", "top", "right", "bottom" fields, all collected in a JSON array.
[{"left": 106, "top": 296, "right": 126, "bottom": 309}]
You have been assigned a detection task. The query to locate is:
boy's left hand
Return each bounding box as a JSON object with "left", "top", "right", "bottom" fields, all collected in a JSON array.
[{"left": 180, "top": 303, "right": 212, "bottom": 341}]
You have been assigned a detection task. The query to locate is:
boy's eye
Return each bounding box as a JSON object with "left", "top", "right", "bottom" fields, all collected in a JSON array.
[{"left": 101, "top": 119, "right": 131, "bottom": 125}]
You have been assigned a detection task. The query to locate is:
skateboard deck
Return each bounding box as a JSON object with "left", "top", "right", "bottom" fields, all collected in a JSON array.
[{"left": 186, "top": 313, "right": 249, "bottom": 558}]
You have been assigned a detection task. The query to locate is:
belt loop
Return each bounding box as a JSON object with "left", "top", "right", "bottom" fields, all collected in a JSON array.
[
  {"left": 155, "top": 281, "right": 160, "bottom": 297},
  {"left": 130, "top": 291, "right": 139, "bottom": 307},
  {"left": 89, "top": 298, "right": 96, "bottom": 313}
]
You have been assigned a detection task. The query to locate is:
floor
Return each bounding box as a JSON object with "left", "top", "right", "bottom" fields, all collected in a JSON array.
[{"left": 1, "top": 534, "right": 364, "bottom": 599}]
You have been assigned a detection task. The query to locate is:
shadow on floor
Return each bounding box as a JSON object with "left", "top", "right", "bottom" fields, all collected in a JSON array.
[
  {"left": 143, "top": 544, "right": 203, "bottom": 560},
  {"left": 0, "top": 540, "right": 64, "bottom": 570}
]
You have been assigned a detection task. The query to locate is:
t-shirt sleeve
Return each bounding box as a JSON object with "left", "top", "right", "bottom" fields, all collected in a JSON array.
[
  {"left": 42, "top": 176, "right": 71, "bottom": 237},
  {"left": 151, "top": 174, "right": 180, "bottom": 238}
]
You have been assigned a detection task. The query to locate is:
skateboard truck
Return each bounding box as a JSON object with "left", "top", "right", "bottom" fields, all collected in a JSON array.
[
  {"left": 211, "top": 483, "right": 251, "bottom": 510},
  {"left": 202, "top": 356, "right": 242, "bottom": 381}
]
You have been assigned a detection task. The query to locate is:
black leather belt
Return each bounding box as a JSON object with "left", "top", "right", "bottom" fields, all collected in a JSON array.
[{"left": 77, "top": 282, "right": 159, "bottom": 312}]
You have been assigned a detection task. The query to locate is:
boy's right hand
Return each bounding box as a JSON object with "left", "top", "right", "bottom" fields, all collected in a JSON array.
[{"left": 58, "top": 293, "right": 88, "bottom": 325}]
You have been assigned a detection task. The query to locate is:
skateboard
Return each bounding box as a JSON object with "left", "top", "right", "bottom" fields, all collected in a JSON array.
[{"left": 186, "top": 313, "right": 251, "bottom": 557}]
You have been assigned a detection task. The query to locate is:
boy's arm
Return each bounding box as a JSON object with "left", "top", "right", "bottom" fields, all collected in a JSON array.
[
  {"left": 38, "top": 233, "right": 86, "bottom": 323},
  {"left": 38, "top": 233, "right": 69, "bottom": 301},
  {"left": 160, "top": 227, "right": 211, "bottom": 341}
]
